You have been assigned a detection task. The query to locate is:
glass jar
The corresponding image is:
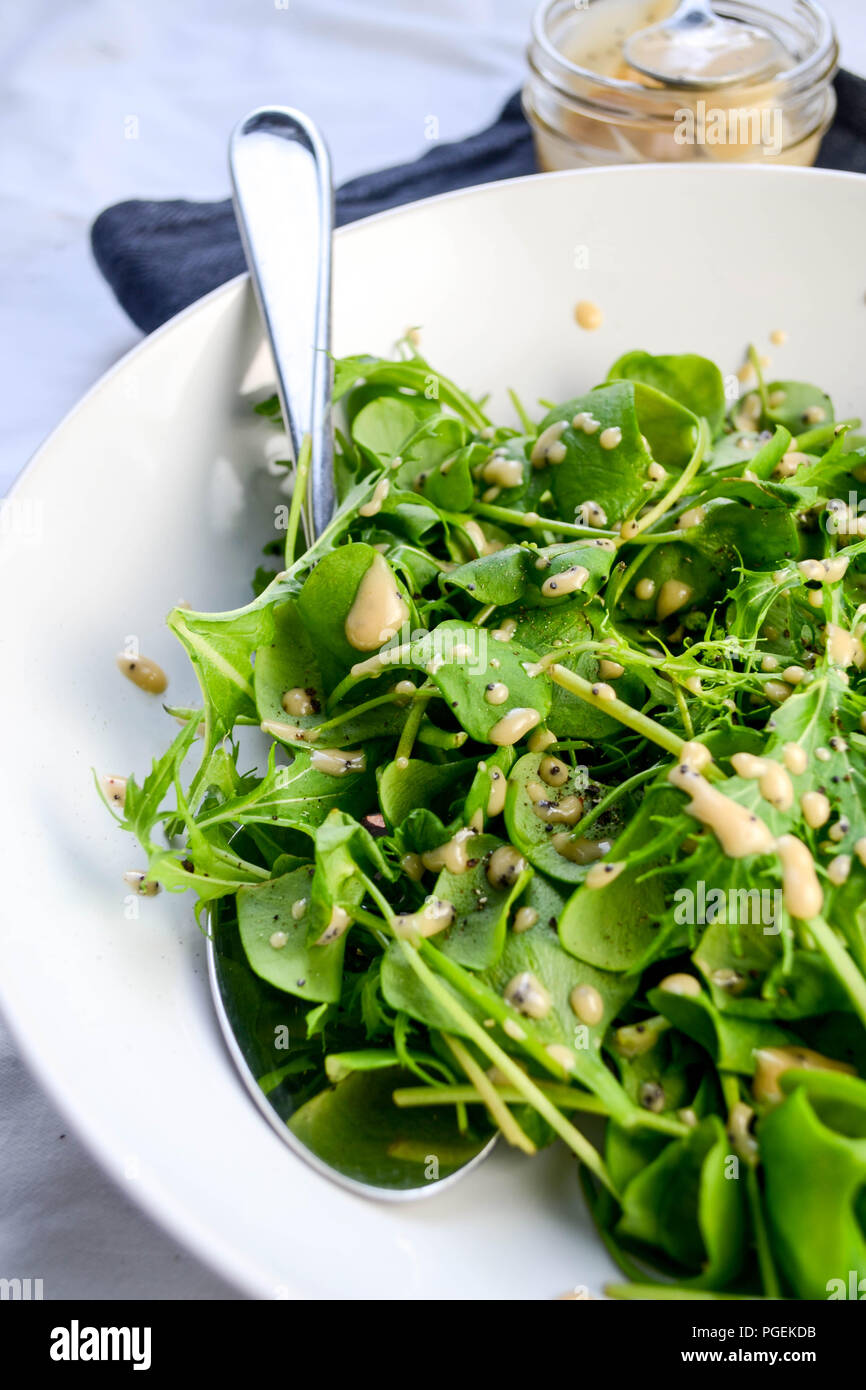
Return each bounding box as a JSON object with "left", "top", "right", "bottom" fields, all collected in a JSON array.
[{"left": 524, "top": 0, "right": 839, "bottom": 169}]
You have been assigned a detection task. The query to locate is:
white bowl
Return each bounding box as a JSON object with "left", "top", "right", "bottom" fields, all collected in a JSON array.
[{"left": 2, "top": 165, "right": 865, "bottom": 1300}]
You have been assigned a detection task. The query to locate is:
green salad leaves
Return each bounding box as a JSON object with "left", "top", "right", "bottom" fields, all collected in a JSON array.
[{"left": 102, "top": 341, "right": 866, "bottom": 1298}]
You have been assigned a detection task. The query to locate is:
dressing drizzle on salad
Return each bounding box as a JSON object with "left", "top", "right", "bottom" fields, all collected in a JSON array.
[{"left": 105, "top": 340, "right": 866, "bottom": 1302}]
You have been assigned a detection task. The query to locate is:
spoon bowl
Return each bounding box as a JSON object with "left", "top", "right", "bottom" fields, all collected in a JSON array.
[
  {"left": 624, "top": 0, "right": 786, "bottom": 88},
  {"left": 206, "top": 898, "right": 496, "bottom": 1199}
]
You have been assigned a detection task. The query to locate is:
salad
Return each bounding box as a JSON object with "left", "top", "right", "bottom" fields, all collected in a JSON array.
[{"left": 102, "top": 342, "right": 866, "bottom": 1300}]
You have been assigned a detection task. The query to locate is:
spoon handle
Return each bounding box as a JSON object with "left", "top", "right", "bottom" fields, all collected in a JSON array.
[{"left": 230, "top": 107, "right": 334, "bottom": 544}]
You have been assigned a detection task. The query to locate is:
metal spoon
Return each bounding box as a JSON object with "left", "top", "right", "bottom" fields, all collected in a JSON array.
[
  {"left": 624, "top": 0, "right": 785, "bottom": 88},
  {"left": 206, "top": 899, "right": 495, "bottom": 1200},
  {"left": 211, "top": 106, "right": 496, "bottom": 1197}
]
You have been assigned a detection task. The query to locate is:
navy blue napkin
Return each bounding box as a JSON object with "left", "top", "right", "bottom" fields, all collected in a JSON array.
[
  {"left": 92, "top": 76, "right": 866, "bottom": 335},
  {"left": 92, "top": 92, "right": 533, "bottom": 333}
]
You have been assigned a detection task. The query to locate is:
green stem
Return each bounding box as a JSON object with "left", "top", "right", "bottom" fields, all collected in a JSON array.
[
  {"left": 393, "top": 1082, "right": 611, "bottom": 1113},
  {"left": 548, "top": 664, "right": 686, "bottom": 757},
  {"left": 617, "top": 419, "right": 710, "bottom": 546},
  {"left": 472, "top": 501, "right": 616, "bottom": 541},
  {"left": 748, "top": 343, "right": 768, "bottom": 413},
  {"left": 808, "top": 915, "right": 866, "bottom": 1028},
  {"left": 190, "top": 838, "right": 269, "bottom": 879},
  {"left": 175, "top": 771, "right": 270, "bottom": 878},
  {"left": 398, "top": 940, "right": 617, "bottom": 1192},
  {"left": 358, "top": 360, "right": 489, "bottom": 431},
  {"left": 352, "top": 894, "right": 394, "bottom": 939},
  {"left": 621, "top": 530, "right": 686, "bottom": 545},
  {"left": 419, "top": 942, "right": 685, "bottom": 1136},
  {"left": 568, "top": 763, "right": 662, "bottom": 841},
  {"left": 720, "top": 1072, "right": 740, "bottom": 1112},
  {"left": 746, "top": 1166, "right": 782, "bottom": 1300},
  {"left": 165, "top": 705, "right": 258, "bottom": 728},
  {"left": 304, "top": 684, "right": 434, "bottom": 739},
  {"left": 674, "top": 684, "right": 694, "bottom": 739},
  {"left": 394, "top": 689, "right": 434, "bottom": 762},
  {"left": 354, "top": 904, "right": 684, "bottom": 1139},
  {"left": 508, "top": 387, "right": 534, "bottom": 434},
  {"left": 327, "top": 646, "right": 412, "bottom": 707},
  {"left": 419, "top": 942, "right": 624, "bottom": 1113},
  {"left": 285, "top": 432, "right": 312, "bottom": 565},
  {"left": 441, "top": 1035, "right": 536, "bottom": 1154},
  {"left": 610, "top": 541, "right": 652, "bottom": 608},
  {"left": 793, "top": 417, "right": 860, "bottom": 452}
]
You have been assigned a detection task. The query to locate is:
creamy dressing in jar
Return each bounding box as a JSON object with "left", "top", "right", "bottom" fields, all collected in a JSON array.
[{"left": 524, "top": 0, "right": 837, "bottom": 171}]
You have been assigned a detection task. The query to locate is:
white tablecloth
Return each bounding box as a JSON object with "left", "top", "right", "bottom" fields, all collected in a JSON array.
[{"left": 0, "top": 0, "right": 863, "bottom": 1300}]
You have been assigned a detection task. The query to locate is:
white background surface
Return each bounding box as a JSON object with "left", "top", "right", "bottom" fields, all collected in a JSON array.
[{"left": 0, "top": 0, "right": 863, "bottom": 1302}]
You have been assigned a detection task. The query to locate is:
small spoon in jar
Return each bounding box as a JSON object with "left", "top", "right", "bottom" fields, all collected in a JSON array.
[{"left": 624, "top": 0, "right": 786, "bottom": 88}]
